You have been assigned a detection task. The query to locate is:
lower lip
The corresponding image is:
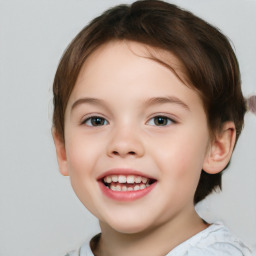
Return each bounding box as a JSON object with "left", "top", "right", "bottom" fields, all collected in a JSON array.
[{"left": 99, "top": 182, "right": 157, "bottom": 201}]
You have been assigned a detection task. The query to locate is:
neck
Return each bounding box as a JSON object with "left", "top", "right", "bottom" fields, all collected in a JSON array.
[{"left": 95, "top": 209, "right": 209, "bottom": 256}]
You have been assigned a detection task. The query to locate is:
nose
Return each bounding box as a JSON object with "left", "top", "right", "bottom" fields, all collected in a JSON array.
[{"left": 107, "top": 126, "right": 145, "bottom": 158}]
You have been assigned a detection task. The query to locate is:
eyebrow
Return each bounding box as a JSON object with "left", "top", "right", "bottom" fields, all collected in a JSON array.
[
  {"left": 71, "top": 97, "right": 107, "bottom": 111},
  {"left": 71, "top": 96, "right": 190, "bottom": 112},
  {"left": 144, "top": 96, "right": 190, "bottom": 111}
]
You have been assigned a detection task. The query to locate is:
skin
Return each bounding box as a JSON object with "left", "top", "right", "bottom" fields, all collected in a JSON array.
[{"left": 53, "top": 41, "right": 236, "bottom": 256}]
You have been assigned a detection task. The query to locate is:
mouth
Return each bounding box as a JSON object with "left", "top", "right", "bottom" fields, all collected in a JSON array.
[{"left": 101, "top": 174, "right": 156, "bottom": 192}]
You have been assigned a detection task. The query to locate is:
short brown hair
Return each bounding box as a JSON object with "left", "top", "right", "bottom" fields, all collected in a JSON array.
[{"left": 52, "top": 0, "right": 246, "bottom": 204}]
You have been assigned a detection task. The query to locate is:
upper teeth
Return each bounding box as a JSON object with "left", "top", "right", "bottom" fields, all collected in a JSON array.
[{"left": 103, "top": 175, "right": 149, "bottom": 184}]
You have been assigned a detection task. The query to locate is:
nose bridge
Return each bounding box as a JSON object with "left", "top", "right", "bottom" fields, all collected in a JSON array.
[{"left": 107, "top": 121, "right": 145, "bottom": 158}]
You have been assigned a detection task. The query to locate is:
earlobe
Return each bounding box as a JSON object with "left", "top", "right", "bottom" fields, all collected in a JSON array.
[
  {"left": 52, "top": 128, "right": 69, "bottom": 176},
  {"left": 203, "top": 122, "right": 236, "bottom": 174}
]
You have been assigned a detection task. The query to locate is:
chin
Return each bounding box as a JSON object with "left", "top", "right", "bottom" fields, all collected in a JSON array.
[
  {"left": 112, "top": 225, "right": 149, "bottom": 235},
  {"left": 102, "top": 217, "right": 153, "bottom": 235}
]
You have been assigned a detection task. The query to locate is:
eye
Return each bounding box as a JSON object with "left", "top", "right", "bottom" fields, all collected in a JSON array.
[
  {"left": 147, "top": 116, "right": 174, "bottom": 126},
  {"left": 82, "top": 116, "right": 108, "bottom": 126}
]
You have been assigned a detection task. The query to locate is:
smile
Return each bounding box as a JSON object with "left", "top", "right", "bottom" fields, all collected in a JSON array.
[
  {"left": 102, "top": 174, "right": 154, "bottom": 191},
  {"left": 98, "top": 169, "right": 157, "bottom": 201}
]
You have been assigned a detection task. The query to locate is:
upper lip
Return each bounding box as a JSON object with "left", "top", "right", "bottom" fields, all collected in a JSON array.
[{"left": 97, "top": 168, "right": 156, "bottom": 181}]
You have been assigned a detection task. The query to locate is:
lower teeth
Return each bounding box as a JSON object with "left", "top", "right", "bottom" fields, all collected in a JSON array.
[{"left": 108, "top": 183, "right": 148, "bottom": 191}]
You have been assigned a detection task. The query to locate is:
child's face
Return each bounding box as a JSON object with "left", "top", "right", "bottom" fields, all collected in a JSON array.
[{"left": 60, "top": 41, "right": 211, "bottom": 233}]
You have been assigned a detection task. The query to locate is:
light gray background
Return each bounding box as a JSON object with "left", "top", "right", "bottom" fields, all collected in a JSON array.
[{"left": 0, "top": 0, "right": 255, "bottom": 255}]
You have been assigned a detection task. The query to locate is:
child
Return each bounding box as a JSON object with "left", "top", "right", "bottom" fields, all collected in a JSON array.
[{"left": 52, "top": 1, "right": 255, "bottom": 255}]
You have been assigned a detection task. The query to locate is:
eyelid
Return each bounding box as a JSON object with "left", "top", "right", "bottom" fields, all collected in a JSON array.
[
  {"left": 80, "top": 114, "right": 109, "bottom": 126},
  {"left": 146, "top": 113, "right": 178, "bottom": 126}
]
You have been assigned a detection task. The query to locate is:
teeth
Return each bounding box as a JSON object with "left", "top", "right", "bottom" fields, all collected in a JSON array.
[
  {"left": 121, "top": 186, "right": 127, "bottom": 191},
  {"left": 108, "top": 183, "right": 149, "bottom": 192},
  {"left": 127, "top": 175, "right": 135, "bottom": 184},
  {"left": 110, "top": 184, "right": 116, "bottom": 191},
  {"left": 140, "top": 184, "right": 146, "bottom": 189},
  {"left": 142, "top": 177, "right": 148, "bottom": 184},
  {"left": 134, "top": 185, "right": 140, "bottom": 191},
  {"left": 104, "top": 176, "right": 112, "bottom": 183},
  {"left": 135, "top": 176, "right": 142, "bottom": 183},
  {"left": 118, "top": 175, "right": 126, "bottom": 183},
  {"left": 103, "top": 174, "right": 152, "bottom": 189},
  {"left": 112, "top": 175, "right": 118, "bottom": 182}
]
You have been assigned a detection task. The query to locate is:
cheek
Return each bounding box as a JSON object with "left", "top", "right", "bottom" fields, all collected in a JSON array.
[
  {"left": 153, "top": 129, "right": 209, "bottom": 190},
  {"left": 64, "top": 135, "right": 102, "bottom": 213},
  {"left": 65, "top": 134, "right": 99, "bottom": 177}
]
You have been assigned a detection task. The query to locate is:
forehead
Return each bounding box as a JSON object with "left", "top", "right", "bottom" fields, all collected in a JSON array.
[
  {"left": 67, "top": 40, "right": 203, "bottom": 111},
  {"left": 79, "top": 40, "right": 189, "bottom": 87}
]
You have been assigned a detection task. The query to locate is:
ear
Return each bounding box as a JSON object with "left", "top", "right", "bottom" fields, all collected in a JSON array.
[
  {"left": 52, "top": 128, "right": 69, "bottom": 176},
  {"left": 203, "top": 122, "right": 236, "bottom": 174}
]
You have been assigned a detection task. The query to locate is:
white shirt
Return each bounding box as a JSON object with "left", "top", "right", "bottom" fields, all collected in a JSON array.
[{"left": 65, "top": 222, "right": 254, "bottom": 256}]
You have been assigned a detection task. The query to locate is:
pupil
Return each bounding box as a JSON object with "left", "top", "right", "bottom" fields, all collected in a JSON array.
[
  {"left": 155, "top": 117, "right": 167, "bottom": 126},
  {"left": 92, "top": 117, "right": 104, "bottom": 126}
]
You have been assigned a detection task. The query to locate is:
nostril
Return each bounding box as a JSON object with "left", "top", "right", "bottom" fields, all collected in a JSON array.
[{"left": 111, "top": 150, "right": 136, "bottom": 156}]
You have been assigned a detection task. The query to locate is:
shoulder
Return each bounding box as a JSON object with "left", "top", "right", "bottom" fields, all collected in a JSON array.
[
  {"left": 64, "top": 243, "right": 90, "bottom": 256},
  {"left": 64, "top": 250, "right": 78, "bottom": 256},
  {"left": 168, "top": 222, "right": 253, "bottom": 256},
  {"left": 64, "top": 248, "right": 82, "bottom": 256},
  {"left": 64, "top": 236, "right": 97, "bottom": 256}
]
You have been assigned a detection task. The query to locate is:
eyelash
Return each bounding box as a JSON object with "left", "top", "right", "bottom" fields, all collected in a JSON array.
[
  {"left": 147, "top": 115, "right": 176, "bottom": 126},
  {"left": 81, "top": 115, "right": 176, "bottom": 127},
  {"left": 81, "top": 116, "right": 109, "bottom": 127}
]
